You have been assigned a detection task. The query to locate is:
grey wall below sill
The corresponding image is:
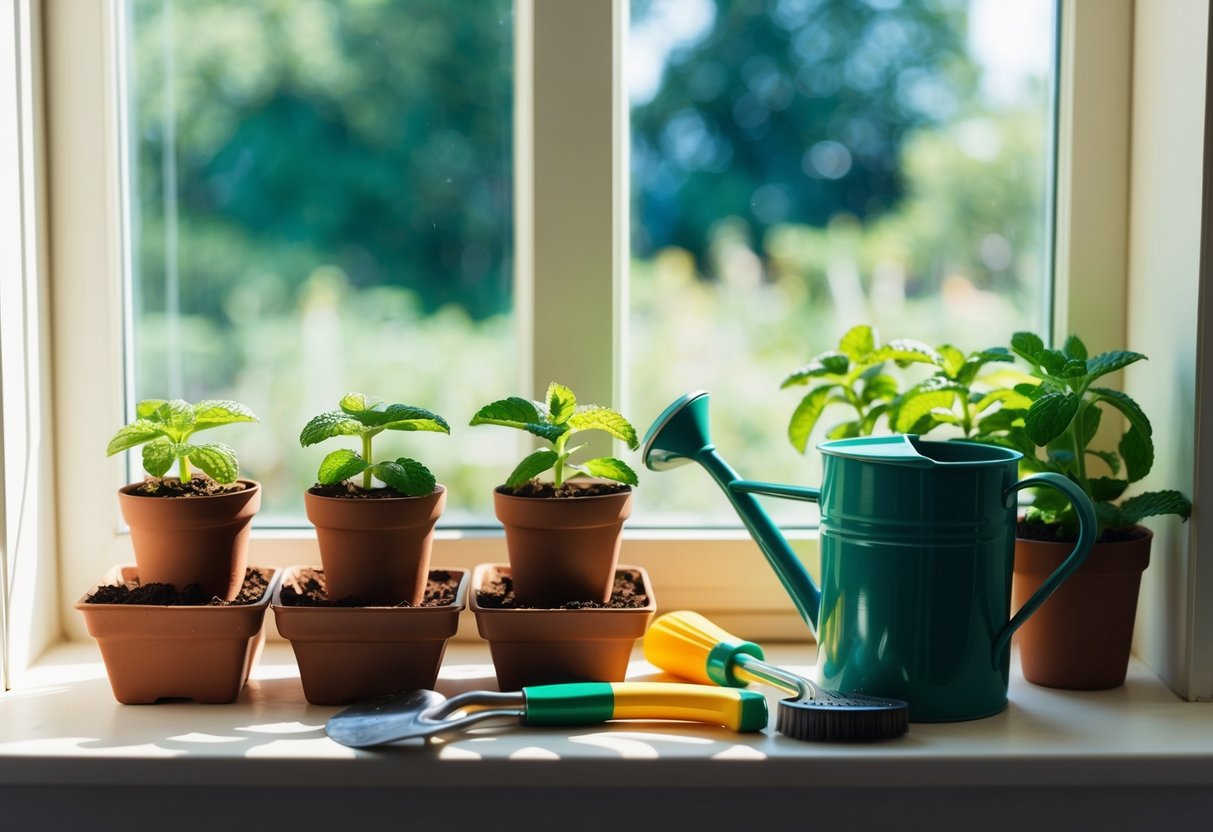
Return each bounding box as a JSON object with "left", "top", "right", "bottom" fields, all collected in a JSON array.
[{"left": 2, "top": 784, "right": 1211, "bottom": 830}]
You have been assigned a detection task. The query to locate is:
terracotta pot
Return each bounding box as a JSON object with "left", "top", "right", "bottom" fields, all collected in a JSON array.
[
  {"left": 304, "top": 485, "right": 446, "bottom": 606},
  {"left": 470, "top": 562, "right": 655, "bottom": 690},
  {"left": 76, "top": 565, "right": 277, "bottom": 704},
  {"left": 1013, "top": 527, "right": 1152, "bottom": 690},
  {"left": 272, "top": 565, "right": 468, "bottom": 706},
  {"left": 493, "top": 484, "right": 633, "bottom": 606},
  {"left": 118, "top": 479, "right": 261, "bottom": 601}
]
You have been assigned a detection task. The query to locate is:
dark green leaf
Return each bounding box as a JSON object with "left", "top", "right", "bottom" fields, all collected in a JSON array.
[
  {"left": 1076, "top": 403, "right": 1102, "bottom": 449},
  {"left": 1010, "top": 332, "right": 1045, "bottom": 364},
  {"left": 1037, "top": 349, "right": 1067, "bottom": 375},
  {"left": 781, "top": 352, "right": 850, "bottom": 387},
  {"left": 107, "top": 420, "right": 168, "bottom": 456},
  {"left": 860, "top": 402, "right": 890, "bottom": 435},
  {"left": 379, "top": 404, "right": 451, "bottom": 434},
  {"left": 1089, "top": 477, "right": 1129, "bottom": 502},
  {"left": 191, "top": 400, "right": 258, "bottom": 431},
  {"left": 141, "top": 440, "right": 180, "bottom": 478},
  {"left": 860, "top": 373, "right": 900, "bottom": 404},
  {"left": 300, "top": 410, "right": 366, "bottom": 447},
  {"left": 546, "top": 383, "right": 577, "bottom": 425},
  {"left": 374, "top": 458, "right": 437, "bottom": 497},
  {"left": 187, "top": 442, "right": 240, "bottom": 484},
  {"left": 566, "top": 407, "right": 639, "bottom": 449},
  {"left": 470, "top": 397, "right": 565, "bottom": 442},
  {"left": 317, "top": 448, "right": 369, "bottom": 485},
  {"left": 957, "top": 347, "right": 1013, "bottom": 386},
  {"left": 505, "top": 449, "right": 559, "bottom": 488},
  {"left": 1095, "top": 502, "right": 1125, "bottom": 530},
  {"left": 787, "top": 386, "right": 837, "bottom": 453},
  {"left": 1119, "top": 425, "right": 1154, "bottom": 483},
  {"left": 1015, "top": 382, "right": 1046, "bottom": 400},
  {"left": 1024, "top": 391, "right": 1081, "bottom": 446},
  {"left": 577, "top": 457, "right": 639, "bottom": 486},
  {"left": 1060, "top": 359, "right": 1088, "bottom": 378},
  {"left": 1090, "top": 388, "right": 1153, "bottom": 439},
  {"left": 1062, "top": 335, "right": 1088, "bottom": 361},
  {"left": 838, "top": 325, "right": 876, "bottom": 360},
  {"left": 1086, "top": 350, "right": 1147, "bottom": 381},
  {"left": 977, "top": 408, "right": 1026, "bottom": 433},
  {"left": 1117, "top": 490, "right": 1192, "bottom": 526},
  {"left": 1086, "top": 449, "right": 1122, "bottom": 475}
]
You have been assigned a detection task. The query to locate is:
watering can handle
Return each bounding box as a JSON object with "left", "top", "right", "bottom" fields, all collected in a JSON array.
[
  {"left": 992, "top": 472, "right": 1098, "bottom": 667},
  {"left": 729, "top": 481, "right": 823, "bottom": 502}
]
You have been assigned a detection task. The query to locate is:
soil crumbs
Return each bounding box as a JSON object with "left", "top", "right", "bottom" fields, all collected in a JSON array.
[
  {"left": 85, "top": 568, "right": 270, "bottom": 606},
  {"left": 476, "top": 569, "right": 648, "bottom": 610},
  {"left": 128, "top": 477, "right": 247, "bottom": 498},
  {"left": 277, "top": 568, "right": 459, "bottom": 608},
  {"left": 308, "top": 482, "right": 424, "bottom": 499},
  {"left": 504, "top": 481, "right": 630, "bottom": 499},
  {"left": 1017, "top": 519, "right": 1145, "bottom": 545}
]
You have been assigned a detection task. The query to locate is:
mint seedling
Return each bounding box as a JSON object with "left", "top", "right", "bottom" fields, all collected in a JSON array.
[
  {"left": 299, "top": 393, "right": 449, "bottom": 496},
  {"left": 470, "top": 382, "right": 639, "bottom": 489},
  {"left": 106, "top": 399, "right": 257, "bottom": 484}
]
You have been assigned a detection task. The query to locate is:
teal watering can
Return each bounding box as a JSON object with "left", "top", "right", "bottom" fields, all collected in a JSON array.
[{"left": 642, "top": 391, "right": 1097, "bottom": 722}]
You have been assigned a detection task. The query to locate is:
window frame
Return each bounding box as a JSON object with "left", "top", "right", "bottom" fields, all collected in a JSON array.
[{"left": 10, "top": 0, "right": 1208, "bottom": 699}]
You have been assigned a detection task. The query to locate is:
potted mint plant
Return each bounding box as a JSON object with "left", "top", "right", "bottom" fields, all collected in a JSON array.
[
  {"left": 299, "top": 393, "right": 450, "bottom": 606},
  {"left": 467, "top": 382, "right": 653, "bottom": 690}
]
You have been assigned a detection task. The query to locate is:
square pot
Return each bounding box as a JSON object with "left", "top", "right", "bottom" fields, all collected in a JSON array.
[
  {"left": 271, "top": 566, "right": 468, "bottom": 706},
  {"left": 76, "top": 565, "right": 278, "bottom": 705},
  {"left": 470, "top": 563, "right": 656, "bottom": 691}
]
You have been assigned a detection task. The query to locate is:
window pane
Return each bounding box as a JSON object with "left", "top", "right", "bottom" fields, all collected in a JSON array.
[
  {"left": 124, "top": 0, "right": 513, "bottom": 525},
  {"left": 629, "top": 0, "right": 1056, "bottom": 524}
]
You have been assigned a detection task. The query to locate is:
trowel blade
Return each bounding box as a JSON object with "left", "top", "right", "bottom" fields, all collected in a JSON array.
[{"left": 325, "top": 688, "right": 449, "bottom": 747}]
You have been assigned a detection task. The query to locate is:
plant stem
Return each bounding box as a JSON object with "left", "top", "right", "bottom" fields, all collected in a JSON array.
[
  {"left": 178, "top": 454, "right": 192, "bottom": 483},
  {"left": 553, "top": 433, "right": 569, "bottom": 488},
  {"left": 362, "top": 434, "right": 374, "bottom": 490}
]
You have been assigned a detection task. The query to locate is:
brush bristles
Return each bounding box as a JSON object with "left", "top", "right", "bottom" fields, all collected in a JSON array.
[{"left": 776, "top": 699, "right": 909, "bottom": 743}]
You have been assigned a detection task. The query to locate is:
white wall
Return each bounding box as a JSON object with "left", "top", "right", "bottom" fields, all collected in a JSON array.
[{"left": 1126, "top": 0, "right": 1211, "bottom": 700}]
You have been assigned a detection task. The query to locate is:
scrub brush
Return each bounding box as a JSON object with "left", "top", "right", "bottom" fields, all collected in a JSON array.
[{"left": 644, "top": 610, "right": 909, "bottom": 742}]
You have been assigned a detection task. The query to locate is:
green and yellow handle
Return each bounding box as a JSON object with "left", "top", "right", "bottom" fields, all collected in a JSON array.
[{"left": 521, "top": 682, "right": 768, "bottom": 732}]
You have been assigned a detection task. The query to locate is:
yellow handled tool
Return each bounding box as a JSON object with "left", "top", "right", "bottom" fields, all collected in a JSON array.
[
  {"left": 644, "top": 610, "right": 908, "bottom": 742},
  {"left": 326, "top": 681, "right": 768, "bottom": 747}
]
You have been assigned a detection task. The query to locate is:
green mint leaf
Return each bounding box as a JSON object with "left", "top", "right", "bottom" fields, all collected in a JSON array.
[
  {"left": 1024, "top": 391, "right": 1081, "bottom": 446},
  {"left": 788, "top": 386, "right": 836, "bottom": 453},
  {"left": 1119, "top": 424, "right": 1154, "bottom": 483},
  {"left": 893, "top": 379, "right": 963, "bottom": 433},
  {"left": 300, "top": 410, "right": 367, "bottom": 447},
  {"left": 1086, "top": 448, "right": 1122, "bottom": 475},
  {"left": 838, "top": 325, "right": 876, "bottom": 360},
  {"left": 977, "top": 408, "right": 1025, "bottom": 433},
  {"left": 957, "top": 347, "right": 1014, "bottom": 387},
  {"left": 135, "top": 399, "right": 168, "bottom": 419},
  {"left": 546, "top": 383, "right": 577, "bottom": 425},
  {"left": 826, "top": 421, "right": 862, "bottom": 440},
  {"left": 567, "top": 407, "right": 639, "bottom": 449},
  {"left": 191, "top": 400, "right": 258, "bottom": 431},
  {"left": 1010, "top": 332, "right": 1045, "bottom": 364},
  {"left": 373, "top": 458, "right": 437, "bottom": 497},
  {"left": 1095, "top": 502, "right": 1125, "bottom": 531},
  {"left": 1037, "top": 349, "right": 1067, "bottom": 376},
  {"left": 578, "top": 457, "right": 639, "bottom": 486},
  {"left": 1063, "top": 335, "right": 1088, "bottom": 361},
  {"left": 186, "top": 442, "right": 239, "bottom": 484},
  {"left": 339, "top": 393, "right": 381, "bottom": 416},
  {"left": 317, "top": 448, "right": 369, "bottom": 485},
  {"left": 141, "top": 439, "right": 180, "bottom": 478},
  {"left": 860, "top": 373, "right": 900, "bottom": 405},
  {"left": 860, "top": 402, "right": 891, "bottom": 434},
  {"left": 781, "top": 352, "right": 850, "bottom": 387},
  {"left": 1060, "top": 359, "right": 1088, "bottom": 378},
  {"left": 505, "top": 449, "right": 559, "bottom": 488},
  {"left": 936, "top": 345, "right": 966, "bottom": 378},
  {"left": 871, "top": 340, "right": 941, "bottom": 367},
  {"left": 972, "top": 388, "right": 1033, "bottom": 416},
  {"left": 1076, "top": 403, "right": 1102, "bottom": 449},
  {"left": 1086, "top": 350, "right": 1147, "bottom": 381},
  {"left": 469, "top": 397, "right": 564, "bottom": 441},
  {"left": 107, "top": 420, "right": 168, "bottom": 456},
  {"left": 1090, "top": 387, "right": 1153, "bottom": 439},
  {"left": 378, "top": 404, "right": 450, "bottom": 433},
  {"left": 1117, "top": 490, "right": 1192, "bottom": 526},
  {"left": 1089, "top": 477, "right": 1129, "bottom": 502}
]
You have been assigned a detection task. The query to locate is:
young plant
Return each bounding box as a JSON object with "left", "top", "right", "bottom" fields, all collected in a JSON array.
[
  {"left": 470, "top": 382, "right": 639, "bottom": 489},
  {"left": 987, "top": 332, "right": 1192, "bottom": 539},
  {"left": 890, "top": 344, "right": 1030, "bottom": 438},
  {"left": 106, "top": 399, "right": 257, "bottom": 484},
  {"left": 781, "top": 324, "right": 939, "bottom": 452},
  {"left": 299, "top": 393, "right": 450, "bottom": 496}
]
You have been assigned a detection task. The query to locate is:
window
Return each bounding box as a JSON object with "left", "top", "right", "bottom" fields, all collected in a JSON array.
[{"left": 21, "top": 0, "right": 1210, "bottom": 700}]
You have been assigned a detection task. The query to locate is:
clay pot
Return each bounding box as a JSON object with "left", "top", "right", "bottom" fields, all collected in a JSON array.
[
  {"left": 76, "top": 565, "right": 277, "bottom": 704},
  {"left": 493, "top": 484, "right": 633, "bottom": 606},
  {"left": 470, "top": 562, "right": 655, "bottom": 690},
  {"left": 272, "top": 565, "right": 468, "bottom": 706},
  {"left": 118, "top": 479, "right": 261, "bottom": 601},
  {"left": 1013, "top": 527, "right": 1153, "bottom": 690},
  {"left": 304, "top": 485, "right": 446, "bottom": 606}
]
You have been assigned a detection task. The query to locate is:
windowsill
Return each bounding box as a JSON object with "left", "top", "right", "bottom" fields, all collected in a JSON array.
[{"left": 3, "top": 641, "right": 1213, "bottom": 790}]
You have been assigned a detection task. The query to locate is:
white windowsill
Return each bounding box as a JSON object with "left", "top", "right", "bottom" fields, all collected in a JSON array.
[{"left": 2, "top": 641, "right": 1212, "bottom": 791}]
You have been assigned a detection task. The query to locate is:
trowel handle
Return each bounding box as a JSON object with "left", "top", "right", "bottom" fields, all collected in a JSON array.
[
  {"left": 643, "top": 610, "right": 765, "bottom": 688},
  {"left": 522, "top": 682, "right": 768, "bottom": 732},
  {"left": 993, "top": 472, "right": 1098, "bottom": 666}
]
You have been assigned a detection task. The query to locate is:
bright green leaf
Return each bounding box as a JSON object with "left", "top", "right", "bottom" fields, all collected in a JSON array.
[
  {"left": 578, "top": 456, "right": 639, "bottom": 486},
  {"left": 937, "top": 345, "right": 966, "bottom": 378},
  {"left": 872, "top": 339, "right": 941, "bottom": 367},
  {"left": 378, "top": 404, "right": 451, "bottom": 434},
  {"left": 860, "top": 372, "right": 900, "bottom": 405},
  {"left": 505, "top": 449, "right": 559, "bottom": 488},
  {"left": 838, "top": 325, "right": 876, "bottom": 360},
  {"left": 546, "top": 383, "right": 577, "bottom": 425},
  {"left": 566, "top": 407, "right": 639, "bottom": 449},
  {"left": 186, "top": 442, "right": 239, "bottom": 484},
  {"left": 787, "top": 386, "right": 837, "bottom": 453},
  {"left": 468, "top": 397, "right": 555, "bottom": 441},
  {"left": 191, "top": 400, "right": 258, "bottom": 431},
  {"left": 781, "top": 352, "right": 850, "bottom": 387},
  {"left": 972, "top": 388, "right": 1033, "bottom": 416},
  {"left": 107, "top": 420, "right": 168, "bottom": 456},
  {"left": 339, "top": 393, "right": 380, "bottom": 416},
  {"left": 1119, "top": 425, "right": 1154, "bottom": 483},
  {"left": 317, "top": 448, "right": 369, "bottom": 485},
  {"left": 1117, "top": 490, "right": 1192, "bottom": 526},
  {"left": 860, "top": 402, "right": 890, "bottom": 435},
  {"left": 141, "top": 440, "right": 180, "bottom": 478},
  {"left": 374, "top": 458, "right": 437, "bottom": 497},
  {"left": 826, "top": 421, "right": 862, "bottom": 440},
  {"left": 300, "top": 410, "right": 366, "bottom": 447},
  {"left": 893, "top": 382, "right": 962, "bottom": 433},
  {"left": 1024, "top": 391, "right": 1081, "bottom": 446}
]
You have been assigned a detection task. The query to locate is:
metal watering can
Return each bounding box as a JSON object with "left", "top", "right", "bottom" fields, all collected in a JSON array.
[{"left": 642, "top": 391, "right": 1097, "bottom": 722}]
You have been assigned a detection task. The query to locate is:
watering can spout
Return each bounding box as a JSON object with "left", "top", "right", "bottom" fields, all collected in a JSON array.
[{"left": 642, "top": 391, "right": 823, "bottom": 633}]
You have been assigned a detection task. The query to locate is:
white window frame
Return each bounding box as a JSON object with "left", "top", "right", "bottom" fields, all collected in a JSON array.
[{"left": 7, "top": 0, "right": 1209, "bottom": 700}]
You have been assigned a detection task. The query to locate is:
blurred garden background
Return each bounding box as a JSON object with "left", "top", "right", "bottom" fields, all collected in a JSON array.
[{"left": 125, "top": 0, "right": 1055, "bottom": 524}]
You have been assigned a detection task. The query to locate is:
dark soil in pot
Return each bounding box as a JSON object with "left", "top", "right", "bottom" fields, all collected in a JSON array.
[
  {"left": 504, "top": 481, "right": 630, "bottom": 499},
  {"left": 475, "top": 569, "right": 649, "bottom": 609},
  {"left": 84, "top": 568, "right": 272, "bottom": 606},
  {"left": 277, "top": 567, "right": 460, "bottom": 608}
]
